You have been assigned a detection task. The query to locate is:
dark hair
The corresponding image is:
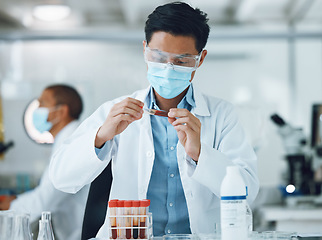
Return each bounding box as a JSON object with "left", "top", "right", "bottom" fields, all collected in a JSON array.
[
  {"left": 144, "top": 1, "right": 210, "bottom": 53},
  {"left": 45, "top": 84, "right": 83, "bottom": 120}
]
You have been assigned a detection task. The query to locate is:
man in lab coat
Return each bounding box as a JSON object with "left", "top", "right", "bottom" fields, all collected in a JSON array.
[
  {"left": 0, "top": 84, "right": 89, "bottom": 240},
  {"left": 49, "top": 2, "right": 259, "bottom": 238}
]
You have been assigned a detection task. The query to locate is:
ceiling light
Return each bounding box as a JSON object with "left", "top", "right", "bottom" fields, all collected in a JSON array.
[{"left": 33, "top": 4, "right": 71, "bottom": 22}]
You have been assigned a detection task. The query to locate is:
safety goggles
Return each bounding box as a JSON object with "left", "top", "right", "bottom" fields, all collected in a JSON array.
[{"left": 144, "top": 45, "right": 202, "bottom": 72}]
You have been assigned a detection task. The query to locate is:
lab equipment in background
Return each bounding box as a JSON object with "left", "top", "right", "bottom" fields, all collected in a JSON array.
[
  {"left": 0, "top": 210, "right": 15, "bottom": 239},
  {"left": 270, "top": 114, "right": 307, "bottom": 155},
  {"left": 310, "top": 104, "right": 322, "bottom": 188},
  {"left": 270, "top": 113, "right": 316, "bottom": 197},
  {"left": 108, "top": 199, "right": 152, "bottom": 240},
  {"left": 220, "top": 166, "right": 247, "bottom": 240},
  {"left": 0, "top": 173, "right": 39, "bottom": 204},
  {"left": 0, "top": 141, "right": 14, "bottom": 155}
]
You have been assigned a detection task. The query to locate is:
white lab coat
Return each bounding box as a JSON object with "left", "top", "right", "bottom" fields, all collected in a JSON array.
[
  {"left": 49, "top": 85, "right": 259, "bottom": 239},
  {"left": 10, "top": 121, "right": 89, "bottom": 240}
]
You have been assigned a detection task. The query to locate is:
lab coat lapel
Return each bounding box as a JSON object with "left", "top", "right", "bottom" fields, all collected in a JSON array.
[
  {"left": 136, "top": 87, "right": 155, "bottom": 199},
  {"left": 191, "top": 85, "right": 210, "bottom": 117}
]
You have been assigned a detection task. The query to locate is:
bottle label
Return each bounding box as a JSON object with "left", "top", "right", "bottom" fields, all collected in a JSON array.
[{"left": 221, "top": 198, "right": 246, "bottom": 229}]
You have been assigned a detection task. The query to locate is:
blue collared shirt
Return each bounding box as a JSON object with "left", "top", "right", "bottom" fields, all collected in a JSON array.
[{"left": 147, "top": 86, "right": 196, "bottom": 236}]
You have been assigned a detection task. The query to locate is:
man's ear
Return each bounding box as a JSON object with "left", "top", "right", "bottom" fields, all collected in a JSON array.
[
  {"left": 198, "top": 49, "right": 207, "bottom": 68},
  {"left": 59, "top": 104, "right": 70, "bottom": 119}
]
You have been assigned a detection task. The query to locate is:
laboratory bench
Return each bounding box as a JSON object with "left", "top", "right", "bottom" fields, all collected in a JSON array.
[{"left": 258, "top": 205, "right": 322, "bottom": 233}]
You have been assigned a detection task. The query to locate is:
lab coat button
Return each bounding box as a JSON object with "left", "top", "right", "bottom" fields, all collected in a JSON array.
[{"left": 146, "top": 151, "right": 152, "bottom": 158}]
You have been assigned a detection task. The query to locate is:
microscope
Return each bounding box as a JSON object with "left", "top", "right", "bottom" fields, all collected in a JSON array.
[
  {"left": 0, "top": 141, "right": 14, "bottom": 154},
  {"left": 271, "top": 108, "right": 322, "bottom": 206}
]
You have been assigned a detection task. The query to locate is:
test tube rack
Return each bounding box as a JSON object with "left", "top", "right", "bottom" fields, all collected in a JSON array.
[{"left": 108, "top": 213, "right": 153, "bottom": 240}]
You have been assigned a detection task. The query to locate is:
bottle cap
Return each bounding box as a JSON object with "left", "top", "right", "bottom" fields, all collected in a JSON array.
[
  {"left": 124, "top": 200, "right": 133, "bottom": 207},
  {"left": 108, "top": 200, "right": 118, "bottom": 207},
  {"left": 117, "top": 200, "right": 125, "bottom": 207},
  {"left": 140, "top": 199, "right": 150, "bottom": 207},
  {"left": 132, "top": 200, "right": 140, "bottom": 207},
  {"left": 227, "top": 165, "right": 240, "bottom": 175}
]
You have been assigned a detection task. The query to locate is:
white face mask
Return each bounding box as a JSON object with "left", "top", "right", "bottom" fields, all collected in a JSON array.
[
  {"left": 32, "top": 106, "right": 60, "bottom": 133},
  {"left": 146, "top": 62, "right": 194, "bottom": 99}
]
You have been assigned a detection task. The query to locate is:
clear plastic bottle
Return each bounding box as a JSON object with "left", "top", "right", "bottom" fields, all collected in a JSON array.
[
  {"left": 220, "top": 166, "right": 247, "bottom": 240},
  {"left": 37, "top": 219, "right": 54, "bottom": 240}
]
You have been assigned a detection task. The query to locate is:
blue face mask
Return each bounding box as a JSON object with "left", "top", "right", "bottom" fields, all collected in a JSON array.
[
  {"left": 32, "top": 107, "right": 53, "bottom": 133},
  {"left": 147, "top": 62, "right": 194, "bottom": 99}
]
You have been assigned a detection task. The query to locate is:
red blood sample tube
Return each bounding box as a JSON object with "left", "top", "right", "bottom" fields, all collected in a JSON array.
[
  {"left": 108, "top": 200, "right": 118, "bottom": 239},
  {"left": 124, "top": 200, "right": 133, "bottom": 239},
  {"left": 139, "top": 199, "right": 150, "bottom": 239},
  {"left": 132, "top": 200, "right": 140, "bottom": 239},
  {"left": 117, "top": 200, "right": 125, "bottom": 239}
]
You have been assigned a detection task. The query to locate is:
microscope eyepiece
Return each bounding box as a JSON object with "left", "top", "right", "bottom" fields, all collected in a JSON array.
[
  {"left": 270, "top": 114, "right": 286, "bottom": 127},
  {"left": 0, "top": 141, "right": 14, "bottom": 154}
]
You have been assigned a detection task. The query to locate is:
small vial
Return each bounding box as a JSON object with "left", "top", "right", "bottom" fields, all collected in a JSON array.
[
  {"left": 117, "top": 200, "right": 125, "bottom": 239},
  {"left": 132, "top": 200, "right": 140, "bottom": 239},
  {"left": 124, "top": 201, "right": 133, "bottom": 239},
  {"left": 139, "top": 199, "right": 150, "bottom": 239},
  {"left": 108, "top": 200, "right": 118, "bottom": 239}
]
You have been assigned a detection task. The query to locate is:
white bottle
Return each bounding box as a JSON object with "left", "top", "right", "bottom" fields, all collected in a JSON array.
[{"left": 220, "top": 166, "right": 247, "bottom": 240}]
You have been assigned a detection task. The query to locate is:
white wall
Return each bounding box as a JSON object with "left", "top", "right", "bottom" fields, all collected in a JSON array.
[{"left": 0, "top": 35, "right": 321, "bottom": 188}]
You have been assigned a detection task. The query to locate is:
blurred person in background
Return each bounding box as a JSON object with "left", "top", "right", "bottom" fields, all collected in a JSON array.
[{"left": 0, "top": 84, "right": 89, "bottom": 240}]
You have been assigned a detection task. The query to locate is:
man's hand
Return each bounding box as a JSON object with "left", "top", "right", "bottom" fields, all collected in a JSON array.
[
  {"left": 95, "top": 98, "right": 144, "bottom": 148},
  {"left": 168, "top": 108, "right": 201, "bottom": 161},
  {"left": 0, "top": 195, "right": 16, "bottom": 210}
]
